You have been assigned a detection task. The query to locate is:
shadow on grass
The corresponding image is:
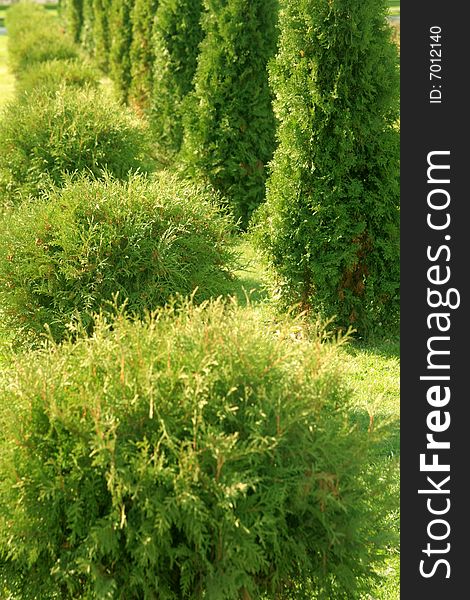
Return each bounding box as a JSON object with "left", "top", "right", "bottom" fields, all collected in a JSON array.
[
  {"left": 346, "top": 335, "right": 399, "bottom": 361},
  {"left": 229, "top": 275, "right": 269, "bottom": 306},
  {"left": 348, "top": 407, "right": 400, "bottom": 459}
]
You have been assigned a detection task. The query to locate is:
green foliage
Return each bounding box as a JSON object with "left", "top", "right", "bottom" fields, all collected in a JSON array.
[
  {"left": 151, "top": 0, "right": 204, "bottom": 154},
  {"left": 61, "top": 0, "right": 84, "bottom": 43},
  {"left": 181, "top": 0, "right": 278, "bottom": 228},
  {"left": 109, "top": 0, "right": 135, "bottom": 103},
  {"left": 6, "top": 2, "right": 79, "bottom": 77},
  {"left": 0, "top": 299, "right": 392, "bottom": 598},
  {"left": 15, "top": 58, "right": 100, "bottom": 96},
  {"left": 0, "top": 85, "right": 150, "bottom": 202},
  {"left": 253, "top": 0, "right": 400, "bottom": 335},
  {"left": 129, "top": 0, "right": 159, "bottom": 111},
  {"left": 80, "top": 0, "right": 96, "bottom": 53},
  {"left": 4, "top": 2, "right": 49, "bottom": 39},
  {"left": 0, "top": 173, "right": 236, "bottom": 342},
  {"left": 92, "top": 0, "right": 112, "bottom": 71}
]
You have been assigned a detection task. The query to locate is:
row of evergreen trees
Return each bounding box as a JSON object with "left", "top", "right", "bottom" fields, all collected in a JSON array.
[
  {"left": 61, "top": 0, "right": 399, "bottom": 333},
  {"left": 61, "top": 0, "right": 278, "bottom": 227}
]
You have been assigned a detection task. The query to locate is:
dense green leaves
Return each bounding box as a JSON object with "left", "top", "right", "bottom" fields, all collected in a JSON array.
[
  {"left": 79, "top": 0, "right": 96, "bottom": 53},
  {"left": 0, "top": 85, "right": 150, "bottom": 202},
  {"left": 0, "top": 300, "right": 391, "bottom": 597},
  {"left": 109, "top": 0, "right": 135, "bottom": 102},
  {"left": 181, "top": 0, "right": 279, "bottom": 228},
  {"left": 151, "top": 0, "right": 204, "bottom": 154},
  {"left": 61, "top": 0, "right": 84, "bottom": 43},
  {"left": 6, "top": 3, "right": 79, "bottom": 77},
  {"left": 92, "top": 0, "right": 112, "bottom": 71},
  {"left": 129, "top": 0, "right": 159, "bottom": 110},
  {"left": 0, "top": 174, "right": 236, "bottom": 342},
  {"left": 15, "top": 57, "right": 100, "bottom": 96},
  {"left": 254, "top": 0, "right": 400, "bottom": 334}
]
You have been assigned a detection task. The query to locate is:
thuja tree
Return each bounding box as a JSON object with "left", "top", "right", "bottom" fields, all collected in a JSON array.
[
  {"left": 92, "top": 0, "right": 112, "bottom": 72},
  {"left": 181, "top": 0, "right": 278, "bottom": 228},
  {"left": 109, "top": 0, "right": 135, "bottom": 102},
  {"left": 61, "top": 0, "right": 84, "bottom": 43},
  {"left": 151, "top": 0, "right": 204, "bottom": 154},
  {"left": 254, "top": 0, "right": 400, "bottom": 334},
  {"left": 129, "top": 0, "right": 159, "bottom": 111},
  {"left": 80, "top": 0, "right": 95, "bottom": 54}
]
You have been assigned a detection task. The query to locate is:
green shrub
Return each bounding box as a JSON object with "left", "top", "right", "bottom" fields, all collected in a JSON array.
[
  {"left": 181, "top": 0, "right": 278, "bottom": 228},
  {"left": 253, "top": 0, "right": 400, "bottom": 335},
  {"left": 109, "top": 0, "right": 135, "bottom": 103},
  {"left": 6, "top": 3, "right": 79, "bottom": 77},
  {"left": 0, "top": 299, "right": 391, "bottom": 598},
  {"left": 15, "top": 58, "right": 100, "bottom": 96},
  {"left": 0, "top": 85, "right": 150, "bottom": 201},
  {"left": 0, "top": 173, "right": 236, "bottom": 342},
  {"left": 4, "top": 2, "right": 49, "bottom": 40},
  {"left": 150, "top": 0, "right": 204, "bottom": 154},
  {"left": 129, "top": 0, "right": 159, "bottom": 111}
]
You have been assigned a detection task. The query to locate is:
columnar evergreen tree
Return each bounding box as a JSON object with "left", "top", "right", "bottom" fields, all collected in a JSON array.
[
  {"left": 254, "top": 0, "right": 400, "bottom": 334},
  {"left": 151, "top": 0, "right": 204, "bottom": 154},
  {"left": 92, "top": 0, "right": 112, "bottom": 71},
  {"left": 80, "top": 0, "right": 95, "bottom": 54},
  {"left": 109, "top": 0, "right": 135, "bottom": 102},
  {"left": 181, "top": 0, "right": 278, "bottom": 228},
  {"left": 61, "top": 0, "right": 84, "bottom": 43},
  {"left": 129, "top": 0, "right": 159, "bottom": 110}
]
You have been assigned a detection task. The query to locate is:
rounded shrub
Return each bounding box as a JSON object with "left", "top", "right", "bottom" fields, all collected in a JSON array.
[
  {"left": 4, "top": 2, "right": 51, "bottom": 39},
  {"left": 0, "top": 173, "right": 236, "bottom": 342},
  {"left": 253, "top": 0, "right": 400, "bottom": 335},
  {"left": 150, "top": 0, "right": 204, "bottom": 154},
  {"left": 0, "top": 299, "right": 392, "bottom": 598},
  {"left": 15, "top": 58, "right": 100, "bottom": 97},
  {"left": 6, "top": 4, "right": 79, "bottom": 77},
  {"left": 181, "top": 0, "right": 279, "bottom": 228},
  {"left": 0, "top": 84, "right": 150, "bottom": 201}
]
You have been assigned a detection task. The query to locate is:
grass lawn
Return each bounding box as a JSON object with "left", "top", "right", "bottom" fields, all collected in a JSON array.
[{"left": 342, "top": 338, "right": 400, "bottom": 599}]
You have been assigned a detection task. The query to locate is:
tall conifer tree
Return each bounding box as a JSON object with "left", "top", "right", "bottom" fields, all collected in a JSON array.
[
  {"left": 62, "top": 0, "right": 84, "bottom": 43},
  {"left": 255, "top": 0, "right": 400, "bottom": 333},
  {"left": 129, "top": 0, "right": 159, "bottom": 110},
  {"left": 92, "top": 0, "right": 111, "bottom": 72},
  {"left": 151, "top": 0, "right": 204, "bottom": 154},
  {"left": 109, "top": 0, "right": 135, "bottom": 102},
  {"left": 181, "top": 0, "right": 278, "bottom": 227},
  {"left": 80, "top": 0, "right": 95, "bottom": 53}
]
